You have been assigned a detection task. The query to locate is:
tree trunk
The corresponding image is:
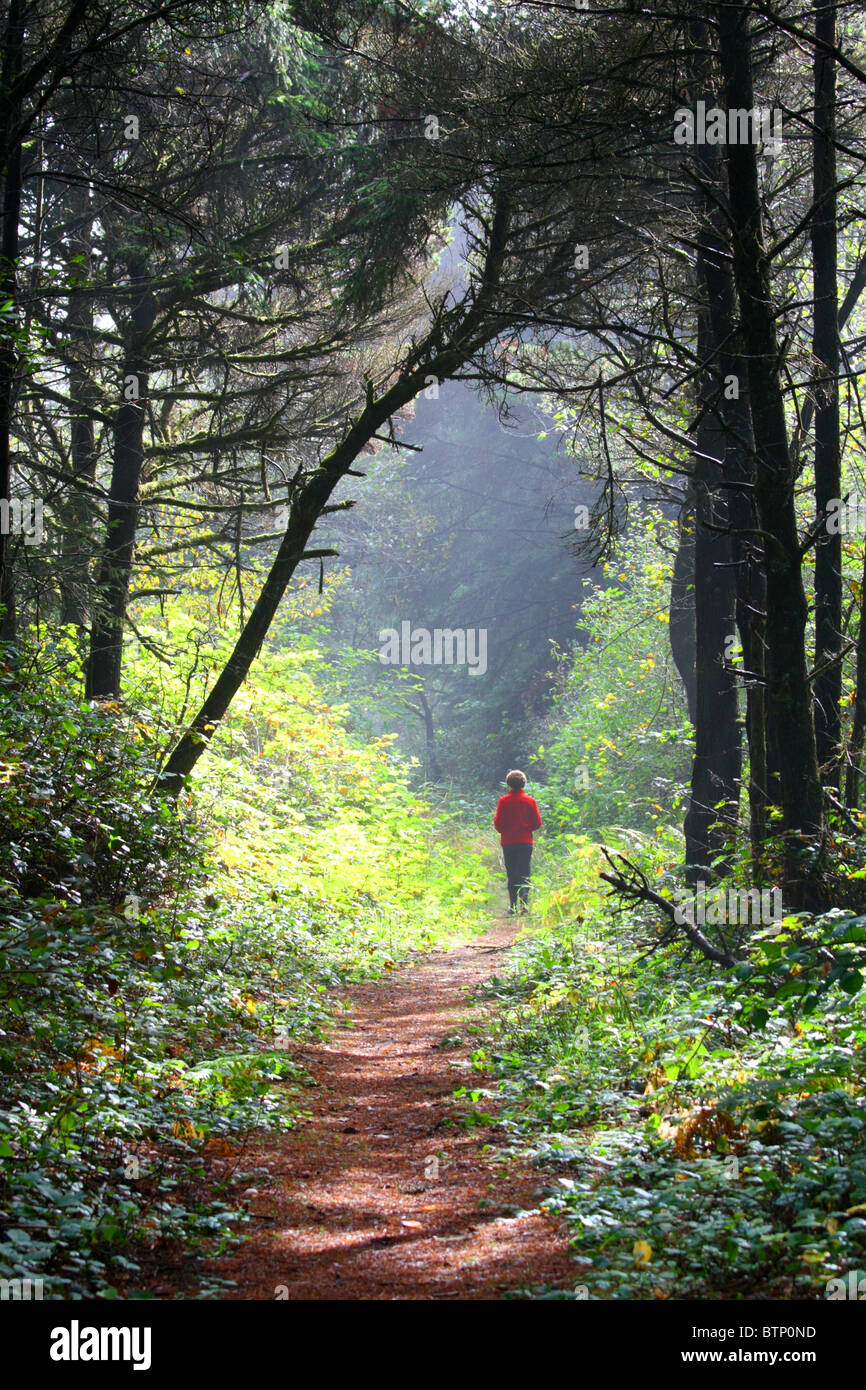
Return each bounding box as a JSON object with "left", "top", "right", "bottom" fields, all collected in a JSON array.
[
  {"left": 416, "top": 684, "right": 443, "bottom": 781},
  {"left": 736, "top": 557, "right": 768, "bottom": 861},
  {"left": 683, "top": 45, "right": 741, "bottom": 879},
  {"left": 696, "top": 159, "right": 767, "bottom": 866},
  {"left": 0, "top": 0, "right": 24, "bottom": 641},
  {"left": 683, "top": 385, "right": 741, "bottom": 878},
  {"left": 60, "top": 187, "right": 98, "bottom": 629},
  {"left": 85, "top": 263, "right": 156, "bottom": 698},
  {"left": 718, "top": 0, "right": 825, "bottom": 909},
  {"left": 811, "top": 0, "right": 842, "bottom": 785},
  {"left": 845, "top": 540, "right": 866, "bottom": 808}
]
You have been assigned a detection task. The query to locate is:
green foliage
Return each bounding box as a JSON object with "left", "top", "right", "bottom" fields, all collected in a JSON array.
[
  {"left": 474, "top": 841, "right": 866, "bottom": 1300},
  {"left": 0, "top": 638, "right": 181, "bottom": 907}
]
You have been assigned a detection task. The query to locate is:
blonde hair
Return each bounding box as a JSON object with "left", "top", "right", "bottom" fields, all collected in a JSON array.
[{"left": 506, "top": 769, "right": 526, "bottom": 790}]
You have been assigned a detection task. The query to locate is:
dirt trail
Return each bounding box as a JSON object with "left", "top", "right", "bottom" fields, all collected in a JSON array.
[{"left": 202, "top": 917, "right": 577, "bottom": 1299}]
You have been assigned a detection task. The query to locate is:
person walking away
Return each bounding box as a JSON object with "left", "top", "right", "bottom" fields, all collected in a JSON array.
[{"left": 494, "top": 769, "right": 541, "bottom": 914}]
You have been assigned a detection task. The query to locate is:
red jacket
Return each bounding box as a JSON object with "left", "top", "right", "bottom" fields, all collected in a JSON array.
[{"left": 494, "top": 789, "right": 542, "bottom": 845}]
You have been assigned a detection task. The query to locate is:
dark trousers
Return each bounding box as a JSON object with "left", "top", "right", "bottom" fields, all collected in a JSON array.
[{"left": 503, "top": 842, "right": 533, "bottom": 911}]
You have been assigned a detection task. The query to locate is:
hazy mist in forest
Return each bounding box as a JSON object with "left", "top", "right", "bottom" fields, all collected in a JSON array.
[{"left": 320, "top": 379, "right": 602, "bottom": 782}]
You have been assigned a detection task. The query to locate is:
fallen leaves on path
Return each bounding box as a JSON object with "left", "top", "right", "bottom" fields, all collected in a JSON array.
[{"left": 197, "top": 920, "right": 579, "bottom": 1300}]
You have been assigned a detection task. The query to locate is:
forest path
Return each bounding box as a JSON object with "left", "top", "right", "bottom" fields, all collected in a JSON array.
[{"left": 202, "top": 916, "right": 577, "bottom": 1299}]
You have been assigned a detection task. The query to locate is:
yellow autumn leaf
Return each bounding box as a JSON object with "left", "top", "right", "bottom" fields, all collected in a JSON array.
[{"left": 633, "top": 1240, "right": 652, "bottom": 1264}]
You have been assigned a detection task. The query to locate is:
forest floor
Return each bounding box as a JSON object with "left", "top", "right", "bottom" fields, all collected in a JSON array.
[{"left": 191, "top": 915, "right": 578, "bottom": 1299}]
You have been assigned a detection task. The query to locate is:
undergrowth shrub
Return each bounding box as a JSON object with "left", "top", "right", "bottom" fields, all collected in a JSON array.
[{"left": 472, "top": 841, "right": 866, "bottom": 1300}]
